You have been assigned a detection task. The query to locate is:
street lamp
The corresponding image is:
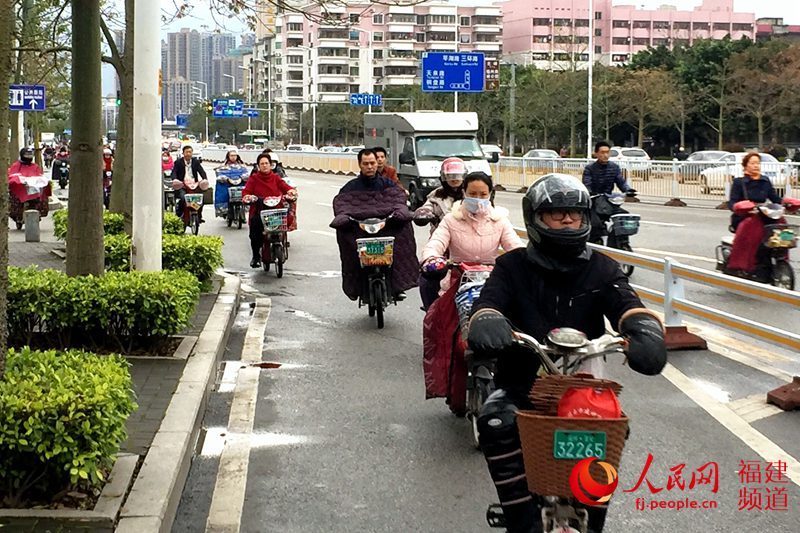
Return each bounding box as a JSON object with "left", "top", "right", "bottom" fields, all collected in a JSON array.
[
  {"left": 222, "top": 73, "right": 236, "bottom": 94},
  {"left": 193, "top": 81, "right": 209, "bottom": 142},
  {"left": 349, "top": 27, "right": 374, "bottom": 111},
  {"left": 237, "top": 64, "right": 253, "bottom": 130},
  {"left": 296, "top": 45, "right": 315, "bottom": 146},
  {"left": 587, "top": 0, "right": 595, "bottom": 158},
  {"left": 253, "top": 58, "right": 272, "bottom": 140}
]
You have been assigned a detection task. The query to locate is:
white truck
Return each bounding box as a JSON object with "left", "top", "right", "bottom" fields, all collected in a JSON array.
[{"left": 363, "top": 111, "right": 497, "bottom": 209}]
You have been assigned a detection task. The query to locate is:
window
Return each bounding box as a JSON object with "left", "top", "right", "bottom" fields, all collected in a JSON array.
[
  {"left": 417, "top": 15, "right": 427, "bottom": 25},
  {"left": 674, "top": 21, "right": 690, "bottom": 30},
  {"left": 612, "top": 37, "right": 629, "bottom": 45},
  {"left": 373, "top": 67, "right": 383, "bottom": 77},
  {"left": 401, "top": 137, "right": 415, "bottom": 162},
  {"left": 374, "top": 84, "right": 383, "bottom": 93},
  {"left": 554, "top": 52, "right": 570, "bottom": 61},
  {"left": 612, "top": 54, "right": 629, "bottom": 62},
  {"left": 595, "top": 28, "right": 602, "bottom": 36},
  {"left": 473, "top": 16, "right": 500, "bottom": 25},
  {"left": 373, "top": 49, "right": 383, "bottom": 59},
  {"left": 460, "top": 16, "right": 471, "bottom": 26},
  {"left": 574, "top": 19, "right": 590, "bottom": 28},
  {"left": 318, "top": 29, "right": 348, "bottom": 39},
  {"left": 595, "top": 11, "right": 602, "bottom": 20},
  {"left": 318, "top": 48, "right": 348, "bottom": 57},
  {"left": 373, "top": 14, "right": 383, "bottom": 25},
  {"left": 416, "top": 32, "right": 425, "bottom": 42},
  {"left": 287, "top": 87, "right": 302, "bottom": 96},
  {"left": 349, "top": 49, "right": 360, "bottom": 58},
  {"left": 349, "top": 84, "right": 359, "bottom": 93},
  {"left": 653, "top": 21, "right": 670, "bottom": 30},
  {"left": 388, "top": 14, "right": 416, "bottom": 24},
  {"left": 373, "top": 32, "right": 384, "bottom": 42},
  {"left": 474, "top": 34, "right": 497, "bottom": 42},
  {"left": 287, "top": 55, "right": 303, "bottom": 64},
  {"left": 554, "top": 35, "right": 572, "bottom": 44},
  {"left": 533, "top": 35, "right": 550, "bottom": 43},
  {"left": 693, "top": 22, "right": 710, "bottom": 30},
  {"left": 318, "top": 84, "right": 348, "bottom": 93},
  {"left": 428, "top": 15, "right": 456, "bottom": 25},
  {"left": 385, "top": 66, "right": 416, "bottom": 76},
  {"left": 460, "top": 34, "right": 471, "bottom": 43},
  {"left": 287, "top": 38, "right": 303, "bottom": 47},
  {"left": 388, "top": 32, "right": 414, "bottom": 41},
  {"left": 733, "top": 23, "right": 753, "bottom": 31},
  {"left": 533, "top": 18, "right": 551, "bottom": 26},
  {"left": 349, "top": 66, "right": 359, "bottom": 75},
  {"left": 612, "top": 20, "right": 630, "bottom": 28},
  {"left": 531, "top": 52, "right": 549, "bottom": 60},
  {"left": 287, "top": 23, "right": 302, "bottom": 32},
  {"left": 388, "top": 49, "right": 414, "bottom": 58},
  {"left": 574, "top": 53, "right": 588, "bottom": 61},
  {"left": 595, "top": 45, "right": 602, "bottom": 54},
  {"left": 633, "top": 20, "right": 650, "bottom": 29},
  {"left": 713, "top": 22, "right": 729, "bottom": 31},
  {"left": 349, "top": 14, "right": 359, "bottom": 23},
  {"left": 632, "top": 37, "right": 649, "bottom": 46},
  {"left": 427, "top": 32, "right": 456, "bottom": 42},
  {"left": 554, "top": 18, "right": 571, "bottom": 27},
  {"left": 318, "top": 65, "right": 346, "bottom": 75},
  {"left": 652, "top": 38, "right": 669, "bottom": 46}
]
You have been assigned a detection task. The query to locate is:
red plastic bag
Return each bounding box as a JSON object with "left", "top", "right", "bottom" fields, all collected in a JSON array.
[{"left": 557, "top": 387, "right": 621, "bottom": 419}]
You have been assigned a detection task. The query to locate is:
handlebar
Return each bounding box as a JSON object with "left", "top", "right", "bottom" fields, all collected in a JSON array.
[{"left": 512, "top": 331, "right": 627, "bottom": 377}]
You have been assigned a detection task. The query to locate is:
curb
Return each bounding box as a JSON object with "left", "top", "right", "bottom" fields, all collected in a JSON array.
[{"left": 115, "top": 273, "right": 241, "bottom": 533}]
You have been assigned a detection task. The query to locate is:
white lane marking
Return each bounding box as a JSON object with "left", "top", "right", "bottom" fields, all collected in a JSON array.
[
  {"left": 287, "top": 308, "right": 330, "bottom": 326},
  {"left": 200, "top": 427, "right": 310, "bottom": 457},
  {"left": 640, "top": 220, "right": 685, "bottom": 227},
  {"left": 662, "top": 364, "right": 800, "bottom": 487},
  {"left": 285, "top": 270, "right": 341, "bottom": 278},
  {"left": 635, "top": 247, "right": 717, "bottom": 264},
  {"left": 217, "top": 361, "right": 240, "bottom": 394},
  {"left": 310, "top": 230, "right": 337, "bottom": 238},
  {"left": 206, "top": 297, "right": 271, "bottom": 533},
  {"left": 316, "top": 202, "right": 333, "bottom": 208}
]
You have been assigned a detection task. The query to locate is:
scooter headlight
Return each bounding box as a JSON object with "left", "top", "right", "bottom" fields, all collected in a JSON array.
[{"left": 360, "top": 221, "right": 386, "bottom": 234}]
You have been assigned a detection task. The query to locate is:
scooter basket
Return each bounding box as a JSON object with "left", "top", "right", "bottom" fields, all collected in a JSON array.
[
  {"left": 260, "top": 208, "right": 289, "bottom": 233},
  {"left": 184, "top": 193, "right": 204, "bottom": 209},
  {"left": 228, "top": 186, "right": 244, "bottom": 202},
  {"left": 356, "top": 237, "right": 395, "bottom": 267},
  {"left": 763, "top": 224, "right": 798, "bottom": 249},
  {"left": 611, "top": 214, "right": 640, "bottom": 236},
  {"left": 518, "top": 374, "right": 628, "bottom": 498}
]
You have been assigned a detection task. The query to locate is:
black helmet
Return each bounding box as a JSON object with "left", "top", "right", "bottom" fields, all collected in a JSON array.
[
  {"left": 19, "top": 147, "right": 34, "bottom": 163},
  {"left": 522, "top": 173, "right": 591, "bottom": 259}
]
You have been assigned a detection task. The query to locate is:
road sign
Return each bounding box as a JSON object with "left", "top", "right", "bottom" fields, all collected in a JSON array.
[
  {"left": 246, "top": 109, "right": 259, "bottom": 118},
  {"left": 350, "top": 93, "right": 382, "bottom": 107},
  {"left": 485, "top": 58, "right": 500, "bottom": 91},
  {"left": 9, "top": 84, "right": 47, "bottom": 111},
  {"left": 243, "top": 130, "right": 267, "bottom": 136},
  {"left": 175, "top": 114, "right": 189, "bottom": 128},
  {"left": 421, "top": 52, "right": 485, "bottom": 93},
  {"left": 212, "top": 98, "right": 245, "bottom": 118}
]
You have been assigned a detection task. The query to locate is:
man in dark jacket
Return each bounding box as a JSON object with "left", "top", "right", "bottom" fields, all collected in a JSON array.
[
  {"left": 583, "top": 141, "right": 636, "bottom": 243},
  {"left": 339, "top": 148, "right": 397, "bottom": 193},
  {"left": 172, "top": 145, "right": 208, "bottom": 219},
  {"left": 467, "top": 174, "right": 667, "bottom": 533}
]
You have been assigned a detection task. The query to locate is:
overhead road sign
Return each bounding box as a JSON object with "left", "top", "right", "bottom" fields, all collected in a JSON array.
[
  {"left": 213, "top": 98, "right": 245, "bottom": 118},
  {"left": 9, "top": 84, "right": 47, "bottom": 111},
  {"left": 421, "top": 52, "right": 485, "bottom": 93},
  {"left": 350, "top": 93, "right": 383, "bottom": 107}
]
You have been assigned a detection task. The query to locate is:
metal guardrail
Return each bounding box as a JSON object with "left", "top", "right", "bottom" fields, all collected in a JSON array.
[
  {"left": 200, "top": 148, "right": 799, "bottom": 204},
  {"left": 511, "top": 228, "right": 799, "bottom": 352}
]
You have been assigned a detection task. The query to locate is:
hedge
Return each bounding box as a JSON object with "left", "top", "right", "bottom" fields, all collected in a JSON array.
[
  {"left": 7, "top": 267, "right": 201, "bottom": 352},
  {"left": 0, "top": 348, "right": 137, "bottom": 506},
  {"left": 105, "top": 234, "right": 223, "bottom": 282},
  {"left": 53, "top": 210, "right": 186, "bottom": 239}
]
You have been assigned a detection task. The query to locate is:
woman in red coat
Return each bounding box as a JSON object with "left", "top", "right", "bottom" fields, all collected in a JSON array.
[{"left": 243, "top": 153, "right": 298, "bottom": 268}]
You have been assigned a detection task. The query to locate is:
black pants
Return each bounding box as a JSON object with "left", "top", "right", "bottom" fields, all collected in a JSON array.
[
  {"left": 418, "top": 274, "right": 441, "bottom": 310},
  {"left": 478, "top": 389, "right": 608, "bottom": 533},
  {"left": 249, "top": 212, "right": 265, "bottom": 259},
  {"left": 589, "top": 201, "right": 628, "bottom": 245}
]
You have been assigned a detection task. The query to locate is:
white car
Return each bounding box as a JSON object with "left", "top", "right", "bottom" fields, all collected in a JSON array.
[
  {"left": 341, "top": 145, "right": 365, "bottom": 153},
  {"left": 699, "top": 152, "right": 791, "bottom": 194},
  {"left": 286, "top": 144, "right": 317, "bottom": 152},
  {"left": 609, "top": 147, "right": 651, "bottom": 174},
  {"left": 522, "top": 149, "right": 560, "bottom": 159},
  {"left": 319, "top": 146, "right": 344, "bottom": 153},
  {"left": 481, "top": 144, "right": 503, "bottom": 156}
]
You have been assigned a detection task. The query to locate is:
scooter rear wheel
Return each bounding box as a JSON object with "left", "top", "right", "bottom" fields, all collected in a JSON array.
[
  {"left": 372, "top": 282, "right": 385, "bottom": 329},
  {"left": 773, "top": 261, "right": 795, "bottom": 291}
]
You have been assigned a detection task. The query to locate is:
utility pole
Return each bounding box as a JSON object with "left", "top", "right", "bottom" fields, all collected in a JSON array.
[
  {"left": 131, "top": 0, "right": 162, "bottom": 271},
  {"left": 587, "top": 0, "right": 595, "bottom": 158},
  {"left": 509, "top": 62, "right": 516, "bottom": 157}
]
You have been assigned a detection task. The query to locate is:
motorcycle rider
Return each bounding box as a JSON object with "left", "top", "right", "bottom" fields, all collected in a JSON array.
[
  {"left": 8, "top": 147, "right": 51, "bottom": 224},
  {"left": 243, "top": 153, "right": 297, "bottom": 268},
  {"left": 338, "top": 148, "right": 398, "bottom": 193},
  {"left": 172, "top": 145, "right": 209, "bottom": 220},
  {"left": 161, "top": 150, "right": 174, "bottom": 173},
  {"left": 726, "top": 152, "right": 784, "bottom": 280},
  {"left": 102, "top": 147, "right": 114, "bottom": 172},
  {"left": 467, "top": 174, "right": 667, "bottom": 533},
  {"left": 271, "top": 154, "right": 288, "bottom": 179},
  {"left": 373, "top": 146, "right": 401, "bottom": 186},
  {"left": 215, "top": 149, "right": 249, "bottom": 218},
  {"left": 582, "top": 141, "right": 636, "bottom": 243},
  {"left": 43, "top": 144, "right": 55, "bottom": 169}
]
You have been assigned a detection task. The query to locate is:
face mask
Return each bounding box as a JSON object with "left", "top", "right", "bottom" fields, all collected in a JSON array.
[{"left": 463, "top": 197, "right": 490, "bottom": 214}]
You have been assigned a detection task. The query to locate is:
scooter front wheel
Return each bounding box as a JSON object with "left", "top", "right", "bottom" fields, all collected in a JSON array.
[{"left": 772, "top": 261, "right": 795, "bottom": 291}]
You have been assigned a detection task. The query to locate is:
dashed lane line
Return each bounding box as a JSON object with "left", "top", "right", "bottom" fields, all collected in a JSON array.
[
  {"left": 205, "top": 297, "right": 271, "bottom": 533},
  {"left": 310, "top": 229, "right": 337, "bottom": 238},
  {"left": 635, "top": 247, "right": 717, "bottom": 264},
  {"left": 640, "top": 220, "right": 685, "bottom": 227}
]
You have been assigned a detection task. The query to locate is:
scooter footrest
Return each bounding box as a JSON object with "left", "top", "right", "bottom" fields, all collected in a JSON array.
[{"left": 486, "top": 504, "right": 506, "bottom": 528}]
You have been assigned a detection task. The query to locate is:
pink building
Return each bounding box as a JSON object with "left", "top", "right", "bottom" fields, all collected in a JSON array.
[{"left": 502, "top": 0, "right": 756, "bottom": 68}]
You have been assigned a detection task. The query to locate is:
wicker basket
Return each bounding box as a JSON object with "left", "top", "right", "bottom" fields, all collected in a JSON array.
[{"left": 518, "top": 374, "right": 628, "bottom": 498}]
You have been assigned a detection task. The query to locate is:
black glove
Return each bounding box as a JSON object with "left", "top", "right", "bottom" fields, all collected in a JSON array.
[
  {"left": 620, "top": 312, "right": 667, "bottom": 376},
  {"left": 468, "top": 310, "right": 515, "bottom": 354},
  {"left": 625, "top": 188, "right": 637, "bottom": 197}
]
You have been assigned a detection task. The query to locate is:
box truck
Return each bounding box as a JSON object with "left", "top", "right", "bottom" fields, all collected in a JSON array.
[{"left": 363, "top": 111, "right": 498, "bottom": 209}]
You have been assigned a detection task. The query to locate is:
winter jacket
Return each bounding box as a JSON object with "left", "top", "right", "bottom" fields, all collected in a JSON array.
[
  {"left": 728, "top": 175, "right": 782, "bottom": 231},
  {"left": 414, "top": 189, "right": 460, "bottom": 233},
  {"left": 582, "top": 160, "right": 630, "bottom": 195},
  {"left": 473, "top": 248, "right": 643, "bottom": 394},
  {"left": 339, "top": 173, "right": 397, "bottom": 194},
  {"left": 172, "top": 156, "right": 208, "bottom": 183},
  {"left": 243, "top": 170, "right": 295, "bottom": 221}
]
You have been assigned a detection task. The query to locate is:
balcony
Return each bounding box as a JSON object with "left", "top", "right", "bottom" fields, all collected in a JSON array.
[
  {"left": 473, "top": 24, "right": 501, "bottom": 34},
  {"left": 388, "top": 40, "right": 415, "bottom": 51}
]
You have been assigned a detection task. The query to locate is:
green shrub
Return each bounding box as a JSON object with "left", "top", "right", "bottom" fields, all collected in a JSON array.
[
  {"left": 162, "top": 212, "right": 185, "bottom": 235},
  {"left": 104, "top": 234, "right": 223, "bottom": 282},
  {"left": 0, "top": 348, "right": 137, "bottom": 506},
  {"left": 53, "top": 210, "right": 125, "bottom": 240},
  {"left": 7, "top": 267, "right": 200, "bottom": 352}
]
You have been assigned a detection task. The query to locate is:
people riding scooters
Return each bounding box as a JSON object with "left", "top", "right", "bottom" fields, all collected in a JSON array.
[
  {"left": 172, "top": 145, "right": 209, "bottom": 221},
  {"left": 373, "top": 146, "right": 401, "bottom": 187},
  {"left": 330, "top": 148, "right": 417, "bottom": 302},
  {"left": 467, "top": 173, "right": 667, "bottom": 533},
  {"left": 419, "top": 171, "right": 523, "bottom": 414},
  {"left": 214, "top": 149, "right": 250, "bottom": 219},
  {"left": 583, "top": 140, "right": 637, "bottom": 243},
  {"left": 726, "top": 152, "right": 785, "bottom": 281},
  {"left": 8, "top": 147, "right": 51, "bottom": 228},
  {"left": 243, "top": 153, "right": 297, "bottom": 269}
]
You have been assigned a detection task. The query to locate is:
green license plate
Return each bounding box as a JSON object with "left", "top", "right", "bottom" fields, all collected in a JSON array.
[
  {"left": 553, "top": 430, "right": 607, "bottom": 460},
  {"left": 365, "top": 242, "right": 385, "bottom": 255}
]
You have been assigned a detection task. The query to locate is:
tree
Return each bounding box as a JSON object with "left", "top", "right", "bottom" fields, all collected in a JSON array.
[
  {"left": 66, "top": 0, "right": 104, "bottom": 277},
  {"left": 656, "top": 72, "right": 697, "bottom": 148},
  {"left": 0, "top": 0, "right": 14, "bottom": 380},
  {"left": 616, "top": 69, "right": 673, "bottom": 146},
  {"left": 592, "top": 65, "right": 625, "bottom": 142}
]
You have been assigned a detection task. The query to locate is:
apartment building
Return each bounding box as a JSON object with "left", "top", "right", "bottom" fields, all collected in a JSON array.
[
  {"left": 166, "top": 28, "right": 203, "bottom": 82},
  {"left": 756, "top": 17, "right": 800, "bottom": 42},
  {"left": 502, "top": 0, "right": 755, "bottom": 69},
  {"left": 261, "top": 0, "right": 502, "bottom": 137},
  {"left": 164, "top": 77, "right": 195, "bottom": 121}
]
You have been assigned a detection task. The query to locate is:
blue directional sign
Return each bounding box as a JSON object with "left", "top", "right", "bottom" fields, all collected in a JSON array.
[
  {"left": 175, "top": 114, "right": 189, "bottom": 128},
  {"left": 9, "top": 84, "right": 47, "bottom": 111},
  {"left": 246, "top": 109, "right": 259, "bottom": 118},
  {"left": 421, "top": 52, "right": 485, "bottom": 93},
  {"left": 350, "top": 93, "right": 383, "bottom": 107},
  {"left": 212, "top": 98, "right": 245, "bottom": 118}
]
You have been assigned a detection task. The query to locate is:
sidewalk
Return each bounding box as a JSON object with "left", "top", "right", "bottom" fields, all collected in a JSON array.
[{"left": 8, "top": 215, "right": 66, "bottom": 271}]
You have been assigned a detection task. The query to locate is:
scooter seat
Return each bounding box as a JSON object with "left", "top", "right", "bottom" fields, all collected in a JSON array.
[{"left": 721, "top": 235, "right": 735, "bottom": 246}]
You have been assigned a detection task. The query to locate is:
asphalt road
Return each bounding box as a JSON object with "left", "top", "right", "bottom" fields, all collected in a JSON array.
[{"left": 169, "top": 168, "right": 800, "bottom": 533}]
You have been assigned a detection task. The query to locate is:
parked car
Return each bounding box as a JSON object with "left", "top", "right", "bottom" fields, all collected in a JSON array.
[
  {"left": 319, "top": 145, "right": 344, "bottom": 153},
  {"left": 341, "top": 145, "right": 365, "bottom": 153},
  {"left": 609, "top": 146, "right": 651, "bottom": 176},
  {"left": 522, "top": 149, "right": 560, "bottom": 159},
  {"left": 699, "top": 152, "right": 792, "bottom": 194},
  {"left": 242, "top": 143, "right": 257, "bottom": 150},
  {"left": 481, "top": 144, "right": 504, "bottom": 158},
  {"left": 682, "top": 150, "right": 730, "bottom": 183},
  {"left": 286, "top": 144, "right": 317, "bottom": 152}
]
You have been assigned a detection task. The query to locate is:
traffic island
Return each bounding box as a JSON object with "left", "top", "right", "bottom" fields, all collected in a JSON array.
[{"left": 767, "top": 376, "right": 800, "bottom": 411}]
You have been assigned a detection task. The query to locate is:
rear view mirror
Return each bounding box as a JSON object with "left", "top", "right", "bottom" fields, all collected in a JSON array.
[
  {"left": 487, "top": 152, "right": 499, "bottom": 164},
  {"left": 399, "top": 153, "right": 415, "bottom": 165}
]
